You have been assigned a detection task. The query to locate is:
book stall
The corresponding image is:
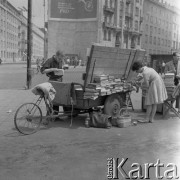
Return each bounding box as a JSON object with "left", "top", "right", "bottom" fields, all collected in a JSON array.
[{"left": 50, "top": 45, "right": 146, "bottom": 128}]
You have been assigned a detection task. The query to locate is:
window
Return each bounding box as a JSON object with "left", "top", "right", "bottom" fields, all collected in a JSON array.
[
  {"left": 149, "top": 36, "right": 152, "bottom": 44},
  {"left": 146, "top": 14, "right": 149, "bottom": 21},
  {"left": 145, "top": 35, "right": 148, "bottom": 43},
  {"left": 149, "top": 49, "right": 152, "bottom": 54},
  {"left": 154, "top": 27, "right": 157, "bottom": 34},
  {"left": 137, "top": 37, "right": 140, "bottom": 45},
  {"left": 135, "top": 7, "right": 139, "bottom": 17},
  {"left": 150, "top": 26, "right": 153, "bottom": 35},
  {"left": 154, "top": 37, "right": 156, "bottom": 45},
  {"left": 135, "top": 21, "right": 138, "bottom": 31},
  {"left": 162, "top": 39, "right": 164, "bottom": 46},
  {"left": 103, "top": 29, "right": 107, "bottom": 40},
  {"left": 108, "top": 30, "right": 111, "bottom": 41},
  {"left": 150, "top": 16, "right": 153, "bottom": 23}
]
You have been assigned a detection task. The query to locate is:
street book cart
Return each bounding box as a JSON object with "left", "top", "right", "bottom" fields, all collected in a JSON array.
[{"left": 14, "top": 45, "right": 146, "bottom": 135}]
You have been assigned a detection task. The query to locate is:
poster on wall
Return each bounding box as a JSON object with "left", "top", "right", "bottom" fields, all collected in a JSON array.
[{"left": 49, "top": 0, "right": 97, "bottom": 21}]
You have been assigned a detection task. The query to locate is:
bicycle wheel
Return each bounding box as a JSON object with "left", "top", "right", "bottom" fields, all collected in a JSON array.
[{"left": 14, "top": 103, "right": 42, "bottom": 135}]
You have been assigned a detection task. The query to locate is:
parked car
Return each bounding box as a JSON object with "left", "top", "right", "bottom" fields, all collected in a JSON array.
[{"left": 63, "top": 64, "right": 69, "bottom": 70}]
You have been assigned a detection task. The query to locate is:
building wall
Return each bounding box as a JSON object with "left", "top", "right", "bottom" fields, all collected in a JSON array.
[
  {"left": 48, "top": 20, "right": 98, "bottom": 61},
  {"left": 48, "top": 0, "right": 144, "bottom": 61},
  {"left": 0, "top": 0, "right": 44, "bottom": 63},
  {"left": 32, "top": 25, "right": 44, "bottom": 60},
  {"left": 141, "top": 0, "right": 180, "bottom": 62},
  {"left": 0, "top": 0, "right": 20, "bottom": 62}
]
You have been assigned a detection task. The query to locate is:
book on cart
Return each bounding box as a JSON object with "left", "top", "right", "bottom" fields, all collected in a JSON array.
[
  {"left": 43, "top": 68, "right": 64, "bottom": 76},
  {"left": 93, "top": 74, "right": 109, "bottom": 83}
]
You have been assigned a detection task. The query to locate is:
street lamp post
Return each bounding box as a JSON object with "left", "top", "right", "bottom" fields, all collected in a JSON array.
[
  {"left": 27, "top": 0, "right": 32, "bottom": 89},
  {"left": 43, "top": 0, "right": 46, "bottom": 59}
]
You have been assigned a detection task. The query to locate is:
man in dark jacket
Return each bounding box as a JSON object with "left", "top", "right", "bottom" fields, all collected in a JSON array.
[
  {"left": 41, "top": 50, "right": 64, "bottom": 81},
  {"left": 41, "top": 50, "right": 65, "bottom": 119}
]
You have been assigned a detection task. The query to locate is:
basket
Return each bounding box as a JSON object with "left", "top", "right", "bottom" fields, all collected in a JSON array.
[
  {"left": 111, "top": 108, "right": 131, "bottom": 127},
  {"left": 116, "top": 115, "right": 131, "bottom": 128}
]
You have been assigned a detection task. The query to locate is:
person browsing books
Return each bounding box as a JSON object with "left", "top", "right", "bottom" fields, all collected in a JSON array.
[
  {"left": 132, "top": 61, "right": 167, "bottom": 123},
  {"left": 164, "top": 52, "right": 179, "bottom": 85}
]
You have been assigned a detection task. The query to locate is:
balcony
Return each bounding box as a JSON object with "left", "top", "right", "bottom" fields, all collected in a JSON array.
[
  {"left": 129, "top": 29, "right": 143, "bottom": 36},
  {"left": 103, "top": 5, "right": 115, "bottom": 14},
  {"left": 102, "top": 22, "right": 116, "bottom": 29}
]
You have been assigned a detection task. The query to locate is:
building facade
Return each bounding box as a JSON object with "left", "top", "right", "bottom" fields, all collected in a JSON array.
[
  {"left": 48, "top": 0, "right": 144, "bottom": 61},
  {"left": 141, "top": 0, "right": 180, "bottom": 61},
  {"left": 0, "top": 0, "right": 44, "bottom": 63}
]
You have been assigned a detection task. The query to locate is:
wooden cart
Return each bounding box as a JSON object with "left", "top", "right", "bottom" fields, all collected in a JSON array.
[
  {"left": 14, "top": 45, "right": 146, "bottom": 135},
  {"left": 51, "top": 45, "right": 146, "bottom": 117}
]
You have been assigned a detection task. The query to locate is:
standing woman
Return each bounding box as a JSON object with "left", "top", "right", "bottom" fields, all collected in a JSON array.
[{"left": 132, "top": 61, "right": 168, "bottom": 122}]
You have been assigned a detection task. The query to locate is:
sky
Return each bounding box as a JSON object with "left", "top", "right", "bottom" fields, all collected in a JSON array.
[{"left": 8, "top": 0, "right": 48, "bottom": 28}]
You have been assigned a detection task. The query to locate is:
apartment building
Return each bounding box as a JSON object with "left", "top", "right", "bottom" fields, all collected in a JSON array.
[
  {"left": 141, "top": 0, "right": 180, "bottom": 61},
  {"left": 0, "top": 0, "right": 44, "bottom": 62},
  {"left": 48, "top": 0, "right": 144, "bottom": 61}
]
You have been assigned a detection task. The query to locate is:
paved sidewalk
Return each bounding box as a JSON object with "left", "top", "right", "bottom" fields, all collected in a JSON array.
[
  {"left": 1, "top": 89, "right": 180, "bottom": 180},
  {"left": 0, "top": 89, "right": 35, "bottom": 134}
]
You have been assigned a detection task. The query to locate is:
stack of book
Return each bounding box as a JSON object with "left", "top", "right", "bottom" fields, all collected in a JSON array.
[
  {"left": 164, "top": 73, "right": 175, "bottom": 87},
  {"left": 83, "top": 74, "right": 135, "bottom": 100},
  {"left": 166, "top": 86, "right": 175, "bottom": 95},
  {"left": 93, "top": 74, "right": 109, "bottom": 83},
  {"left": 83, "top": 83, "right": 100, "bottom": 100}
]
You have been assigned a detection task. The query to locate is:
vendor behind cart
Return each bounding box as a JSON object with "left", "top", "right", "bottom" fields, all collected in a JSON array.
[
  {"left": 164, "top": 52, "right": 180, "bottom": 112},
  {"left": 41, "top": 50, "right": 65, "bottom": 81},
  {"left": 40, "top": 50, "right": 65, "bottom": 120}
]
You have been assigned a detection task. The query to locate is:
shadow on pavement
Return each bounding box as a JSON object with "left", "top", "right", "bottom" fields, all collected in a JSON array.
[
  {"left": 41, "top": 115, "right": 87, "bottom": 130},
  {"left": 3, "top": 131, "right": 24, "bottom": 137}
]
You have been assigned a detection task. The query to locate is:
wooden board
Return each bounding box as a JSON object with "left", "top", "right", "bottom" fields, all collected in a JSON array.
[{"left": 84, "top": 45, "right": 146, "bottom": 87}]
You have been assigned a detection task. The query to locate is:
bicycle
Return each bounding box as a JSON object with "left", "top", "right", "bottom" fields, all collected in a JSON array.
[{"left": 14, "top": 89, "right": 57, "bottom": 135}]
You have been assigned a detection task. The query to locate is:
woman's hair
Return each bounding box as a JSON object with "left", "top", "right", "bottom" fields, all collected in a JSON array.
[{"left": 131, "top": 61, "right": 143, "bottom": 71}]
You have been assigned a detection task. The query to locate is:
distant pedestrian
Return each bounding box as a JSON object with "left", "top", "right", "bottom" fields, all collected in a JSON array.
[
  {"left": 162, "top": 61, "right": 165, "bottom": 74},
  {"left": 0, "top": 58, "right": 2, "bottom": 65},
  {"left": 36, "top": 58, "right": 41, "bottom": 73}
]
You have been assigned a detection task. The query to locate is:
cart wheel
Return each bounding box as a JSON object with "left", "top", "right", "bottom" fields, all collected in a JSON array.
[
  {"left": 14, "top": 103, "right": 42, "bottom": 135},
  {"left": 63, "top": 106, "right": 79, "bottom": 117},
  {"left": 104, "top": 94, "right": 123, "bottom": 118}
]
